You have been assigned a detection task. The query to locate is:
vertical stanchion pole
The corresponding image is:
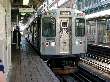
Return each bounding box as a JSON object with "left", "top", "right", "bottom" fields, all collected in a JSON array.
[
  {"left": 95, "top": 19, "right": 98, "bottom": 44},
  {"left": 105, "top": 19, "right": 108, "bottom": 43}
]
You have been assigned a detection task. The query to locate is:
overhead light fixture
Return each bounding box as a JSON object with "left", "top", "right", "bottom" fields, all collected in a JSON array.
[
  {"left": 21, "top": 13, "right": 26, "bottom": 15},
  {"left": 23, "top": 0, "right": 29, "bottom": 5}
]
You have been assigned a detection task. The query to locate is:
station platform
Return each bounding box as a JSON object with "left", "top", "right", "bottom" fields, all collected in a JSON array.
[{"left": 9, "top": 37, "right": 60, "bottom": 82}]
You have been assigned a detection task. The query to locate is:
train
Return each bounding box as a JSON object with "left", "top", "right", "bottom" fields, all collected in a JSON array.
[{"left": 24, "top": 8, "right": 87, "bottom": 75}]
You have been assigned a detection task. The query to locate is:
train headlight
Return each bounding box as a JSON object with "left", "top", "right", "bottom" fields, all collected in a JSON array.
[
  {"left": 80, "top": 41, "right": 83, "bottom": 44},
  {"left": 51, "top": 42, "right": 55, "bottom": 46},
  {"left": 45, "top": 42, "right": 49, "bottom": 47},
  {"left": 75, "top": 41, "right": 79, "bottom": 45}
]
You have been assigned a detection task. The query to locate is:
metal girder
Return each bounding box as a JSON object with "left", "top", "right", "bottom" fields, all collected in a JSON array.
[
  {"left": 29, "top": 0, "right": 44, "bottom": 9},
  {"left": 11, "top": 0, "right": 44, "bottom": 24},
  {"left": 11, "top": 0, "right": 44, "bottom": 8}
]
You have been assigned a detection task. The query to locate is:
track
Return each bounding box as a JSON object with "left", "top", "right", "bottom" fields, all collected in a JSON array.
[
  {"left": 70, "top": 72, "right": 92, "bottom": 82},
  {"left": 57, "top": 71, "right": 92, "bottom": 82},
  {"left": 82, "top": 44, "right": 110, "bottom": 69},
  {"left": 77, "top": 44, "right": 110, "bottom": 82}
]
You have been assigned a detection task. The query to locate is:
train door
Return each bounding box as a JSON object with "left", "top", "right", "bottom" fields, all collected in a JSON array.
[
  {"left": 74, "top": 18, "right": 86, "bottom": 54},
  {"left": 59, "top": 18, "right": 72, "bottom": 54},
  {"left": 41, "top": 17, "right": 56, "bottom": 55}
]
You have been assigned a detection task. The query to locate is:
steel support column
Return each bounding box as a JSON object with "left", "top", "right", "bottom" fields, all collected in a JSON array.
[{"left": 95, "top": 19, "right": 98, "bottom": 44}]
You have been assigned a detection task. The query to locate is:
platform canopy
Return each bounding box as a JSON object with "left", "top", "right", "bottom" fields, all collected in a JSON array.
[
  {"left": 85, "top": 9, "right": 110, "bottom": 19},
  {"left": 11, "top": 0, "right": 44, "bottom": 22},
  {"left": 11, "top": 0, "right": 44, "bottom": 8}
]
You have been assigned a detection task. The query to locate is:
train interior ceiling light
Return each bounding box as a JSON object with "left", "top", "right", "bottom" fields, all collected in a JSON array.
[{"left": 23, "top": 0, "right": 29, "bottom": 5}]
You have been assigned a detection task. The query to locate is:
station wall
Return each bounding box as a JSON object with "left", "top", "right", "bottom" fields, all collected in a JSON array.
[
  {"left": 0, "top": 0, "right": 11, "bottom": 80},
  {"left": 87, "top": 20, "right": 110, "bottom": 44}
]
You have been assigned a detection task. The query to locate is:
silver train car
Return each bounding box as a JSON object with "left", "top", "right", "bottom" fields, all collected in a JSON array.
[{"left": 40, "top": 8, "right": 87, "bottom": 58}]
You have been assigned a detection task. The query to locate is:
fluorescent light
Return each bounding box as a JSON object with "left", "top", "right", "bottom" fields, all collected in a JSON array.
[{"left": 23, "top": 0, "right": 29, "bottom": 5}]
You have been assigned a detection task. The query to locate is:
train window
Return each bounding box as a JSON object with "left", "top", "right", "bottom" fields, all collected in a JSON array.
[
  {"left": 42, "top": 17, "right": 56, "bottom": 37},
  {"left": 62, "top": 22, "right": 67, "bottom": 27},
  {"left": 75, "top": 18, "right": 85, "bottom": 37}
]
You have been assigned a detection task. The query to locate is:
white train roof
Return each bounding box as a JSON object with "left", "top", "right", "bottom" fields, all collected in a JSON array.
[{"left": 85, "top": 9, "right": 110, "bottom": 19}]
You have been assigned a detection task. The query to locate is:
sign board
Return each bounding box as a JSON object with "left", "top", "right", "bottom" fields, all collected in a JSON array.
[{"left": 19, "top": 8, "right": 35, "bottom": 13}]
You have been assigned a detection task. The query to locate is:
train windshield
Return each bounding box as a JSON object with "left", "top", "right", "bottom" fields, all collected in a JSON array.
[
  {"left": 75, "top": 18, "right": 85, "bottom": 37},
  {"left": 42, "top": 17, "right": 56, "bottom": 37}
]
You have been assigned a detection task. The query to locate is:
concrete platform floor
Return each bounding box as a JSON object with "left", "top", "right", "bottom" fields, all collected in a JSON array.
[{"left": 9, "top": 38, "right": 59, "bottom": 82}]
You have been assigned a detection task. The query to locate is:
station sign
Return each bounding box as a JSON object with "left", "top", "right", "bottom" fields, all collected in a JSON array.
[
  {"left": 60, "top": 11, "right": 71, "bottom": 15},
  {"left": 19, "top": 8, "right": 35, "bottom": 13}
]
